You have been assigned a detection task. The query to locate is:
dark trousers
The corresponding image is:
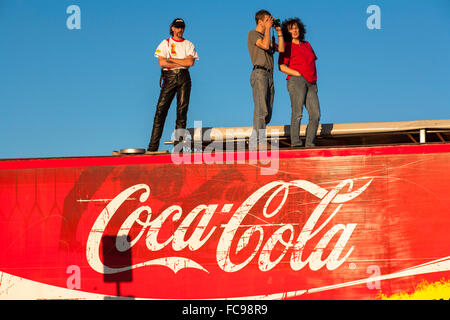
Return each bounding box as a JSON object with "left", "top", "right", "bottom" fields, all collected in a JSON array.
[
  {"left": 148, "top": 69, "right": 191, "bottom": 151},
  {"left": 287, "top": 75, "right": 320, "bottom": 147}
]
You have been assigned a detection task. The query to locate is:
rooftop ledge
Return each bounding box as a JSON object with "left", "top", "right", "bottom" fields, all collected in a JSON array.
[{"left": 164, "top": 119, "right": 450, "bottom": 148}]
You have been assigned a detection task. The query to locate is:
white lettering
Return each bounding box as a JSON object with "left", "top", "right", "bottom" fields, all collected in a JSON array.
[
  {"left": 367, "top": 265, "right": 382, "bottom": 289},
  {"left": 366, "top": 5, "right": 381, "bottom": 30},
  {"left": 66, "top": 265, "right": 81, "bottom": 289},
  {"left": 66, "top": 5, "right": 81, "bottom": 30},
  {"left": 86, "top": 178, "right": 373, "bottom": 275}
]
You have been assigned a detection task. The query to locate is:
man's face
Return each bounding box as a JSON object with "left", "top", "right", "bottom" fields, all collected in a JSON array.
[
  {"left": 288, "top": 24, "right": 300, "bottom": 40},
  {"left": 172, "top": 26, "right": 185, "bottom": 38}
]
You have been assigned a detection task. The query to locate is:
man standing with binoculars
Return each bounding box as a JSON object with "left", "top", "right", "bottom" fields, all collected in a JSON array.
[{"left": 247, "top": 9, "right": 284, "bottom": 149}]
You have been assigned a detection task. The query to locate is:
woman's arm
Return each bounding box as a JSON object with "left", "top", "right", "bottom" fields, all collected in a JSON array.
[
  {"left": 275, "top": 27, "right": 284, "bottom": 53},
  {"left": 279, "top": 64, "right": 301, "bottom": 76}
]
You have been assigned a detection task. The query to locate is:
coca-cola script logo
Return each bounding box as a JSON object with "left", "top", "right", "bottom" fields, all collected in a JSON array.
[{"left": 86, "top": 178, "right": 373, "bottom": 275}]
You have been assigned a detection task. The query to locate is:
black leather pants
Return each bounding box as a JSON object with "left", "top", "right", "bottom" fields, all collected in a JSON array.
[{"left": 148, "top": 69, "right": 191, "bottom": 151}]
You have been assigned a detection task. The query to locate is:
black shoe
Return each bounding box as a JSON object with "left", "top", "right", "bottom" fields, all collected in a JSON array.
[{"left": 304, "top": 143, "right": 316, "bottom": 148}]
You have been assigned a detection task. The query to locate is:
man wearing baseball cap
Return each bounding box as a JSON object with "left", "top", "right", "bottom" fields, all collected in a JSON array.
[{"left": 147, "top": 18, "right": 199, "bottom": 152}]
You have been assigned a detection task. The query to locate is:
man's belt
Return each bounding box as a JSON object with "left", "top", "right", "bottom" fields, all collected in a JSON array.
[
  {"left": 162, "top": 68, "right": 189, "bottom": 73},
  {"left": 253, "top": 65, "right": 272, "bottom": 72}
]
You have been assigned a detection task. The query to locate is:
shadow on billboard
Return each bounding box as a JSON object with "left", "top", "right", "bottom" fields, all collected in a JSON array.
[{"left": 102, "top": 235, "right": 135, "bottom": 300}]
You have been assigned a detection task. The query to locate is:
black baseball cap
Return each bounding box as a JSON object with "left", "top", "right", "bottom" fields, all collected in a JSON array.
[{"left": 170, "top": 18, "right": 185, "bottom": 28}]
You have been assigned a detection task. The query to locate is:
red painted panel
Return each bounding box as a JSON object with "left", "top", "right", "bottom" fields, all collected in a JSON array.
[{"left": 1, "top": 144, "right": 449, "bottom": 299}]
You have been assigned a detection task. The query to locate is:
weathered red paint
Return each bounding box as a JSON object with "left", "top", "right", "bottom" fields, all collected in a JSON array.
[{"left": 1, "top": 144, "right": 449, "bottom": 299}]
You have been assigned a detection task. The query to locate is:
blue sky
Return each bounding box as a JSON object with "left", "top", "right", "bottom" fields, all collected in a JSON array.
[{"left": 1, "top": 0, "right": 449, "bottom": 159}]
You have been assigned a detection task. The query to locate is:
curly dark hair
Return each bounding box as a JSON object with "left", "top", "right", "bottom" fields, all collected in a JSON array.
[{"left": 281, "top": 18, "right": 306, "bottom": 42}]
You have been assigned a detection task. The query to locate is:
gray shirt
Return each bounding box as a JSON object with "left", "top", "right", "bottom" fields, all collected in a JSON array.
[{"left": 247, "top": 30, "right": 274, "bottom": 70}]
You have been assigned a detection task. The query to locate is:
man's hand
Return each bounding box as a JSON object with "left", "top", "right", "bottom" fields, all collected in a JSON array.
[
  {"left": 168, "top": 55, "right": 195, "bottom": 67},
  {"left": 255, "top": 15, "right": 273, "bottom": 51},
  {"left": 264, "top": 16, "right": 273, "bottom": 30},
  {"left": 159, "top": 56, "right": 193, "bottom": 68}
]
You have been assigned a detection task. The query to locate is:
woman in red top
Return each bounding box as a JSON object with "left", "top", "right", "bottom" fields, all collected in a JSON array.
[{"left": 278, "top": 18, "right": 320, "bottom": 148}]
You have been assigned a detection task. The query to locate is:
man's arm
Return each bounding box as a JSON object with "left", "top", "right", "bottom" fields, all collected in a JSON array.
[
  {"left": 158, "top": 56, "right": 195, "bottom": 68},
  {"left": 158, "top": 56, "right": 179, "bottom": 68},
  {"left": 255, "top": 19, "right": 272, "bottom": 51},
  {"left": 168, "top": 56, "right": 195, "bottom": 67}
]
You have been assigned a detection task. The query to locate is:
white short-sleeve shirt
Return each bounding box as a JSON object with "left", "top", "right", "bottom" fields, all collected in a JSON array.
[{"left": 154, "top": 37, "right": 199, "bottom": 70}]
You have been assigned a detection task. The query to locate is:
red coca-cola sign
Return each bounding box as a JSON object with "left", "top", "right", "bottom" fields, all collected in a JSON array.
[{"left": 1, "top": 144, "right": 450, "bottom": 299}]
